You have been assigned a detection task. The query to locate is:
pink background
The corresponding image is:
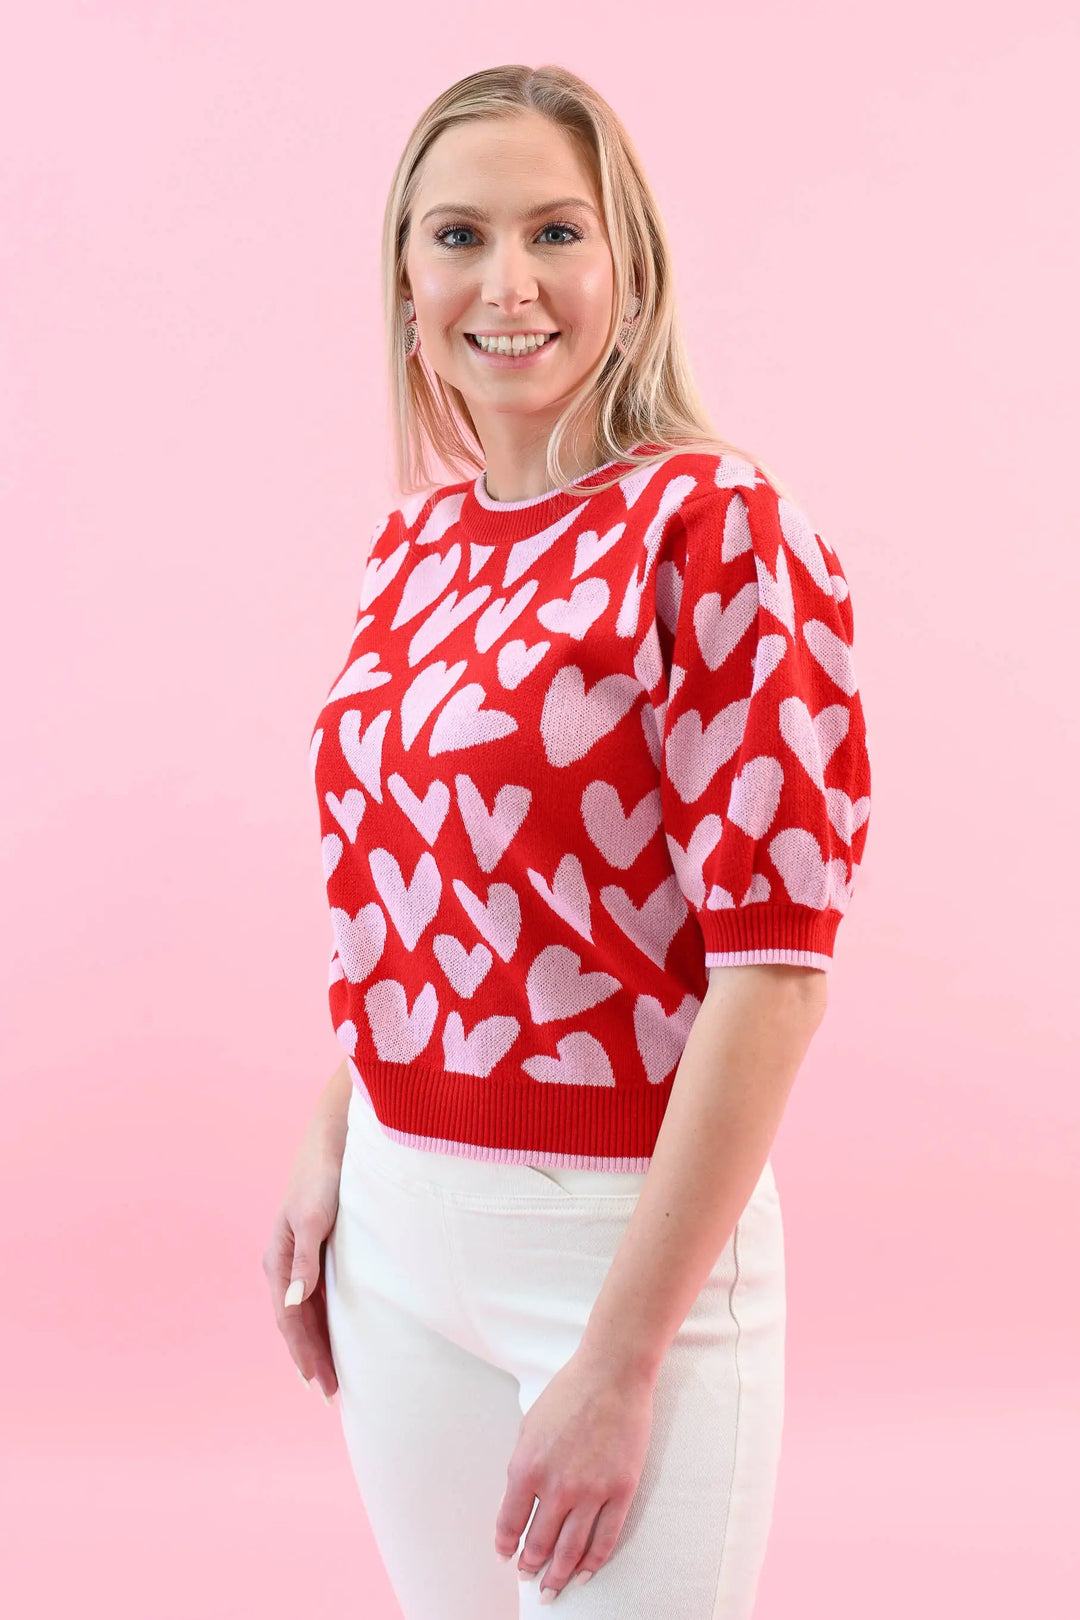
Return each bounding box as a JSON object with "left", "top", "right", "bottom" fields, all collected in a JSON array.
[{"left": 2, "top": 4, "right": 1076, "bottom": 1615}]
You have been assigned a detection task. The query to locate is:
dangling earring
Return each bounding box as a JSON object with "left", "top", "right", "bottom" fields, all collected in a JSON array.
[
  {"left": 615, "top": 293, "right": 641, "bottom": 356},
  {"left": 401, "top": 296, "right": 419, "bottom": 360}
]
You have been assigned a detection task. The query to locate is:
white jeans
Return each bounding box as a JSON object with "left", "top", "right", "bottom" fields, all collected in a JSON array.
[{"left": 324, "top": 1083, "right": 786, "bottom": 1619}]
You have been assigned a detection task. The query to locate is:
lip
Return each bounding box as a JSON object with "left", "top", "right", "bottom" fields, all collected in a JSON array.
[{"left": 463, "top": 331, "right": 561, "bottom": 368}]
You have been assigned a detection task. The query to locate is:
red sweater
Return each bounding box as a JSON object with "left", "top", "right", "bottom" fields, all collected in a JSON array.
[{"left": 309, "top": 445, "right": 871, "bottom": 1169}]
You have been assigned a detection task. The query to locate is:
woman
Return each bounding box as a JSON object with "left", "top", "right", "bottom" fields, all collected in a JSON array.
[{"left": 263, "top": 62, "right": 871, "bottom": 1619}]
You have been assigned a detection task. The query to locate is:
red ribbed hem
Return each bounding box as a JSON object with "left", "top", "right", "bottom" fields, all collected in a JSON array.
[
  {"left": 352, "top": 1057, "right": 673, "bottom": 1167},
  {"left": 696, "top": 904, "right": 840, "bottom": 958}
]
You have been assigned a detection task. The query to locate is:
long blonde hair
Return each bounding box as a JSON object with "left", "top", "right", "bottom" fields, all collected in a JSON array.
[{"left": 382, "top": 63, "right": 796, "bottom": 503}]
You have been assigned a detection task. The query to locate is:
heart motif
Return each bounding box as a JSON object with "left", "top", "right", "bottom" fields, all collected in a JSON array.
[
  {"left": 369, "top": 847, "right": 442, "bottom": 949},
  {"left": 693, "top": 580, "right": 759, "bottom": 671},
  {"left": 664, "top": 816, "right": 723, "bottom": 909},
  {"left": 503, "top": 506, "right": 586, "bottom": 590},
  {"left": 714, "top": 455, "right": 760, "bottom": 492},
  {"left": 408, "top": 584, "right": 492, "bottom": 666},
  {"left": 455, "top": 775, "right": 531, "bottom": 873},
  {"left": 330, "top": 901, "right": 387, "bottom": 984},
  {"left": 308, "top": 727, "right": 323, "bottom": 782},
  {"left": 400, "top": 659, "right": 467, "bottom": 749},
  {"left": 335, "top": 1018, "right": 357, "bottom": 1055},
  {"left": 778, "top": 498, "right": 833, "bottom": 595},
  {"left": 767, "top": 826, "right": 849, "bottom": 910},
  {"left": 359, "top": 539, "right": 408, "bottom": 610},
  {"left": 429, "top": 683, "right": 517, "bottom": 755},
  {"left": 339, "top": 708, "right": 391, "bottom": 800},
  {"left": 600, "top": 875, "right": 688, "bottom": 969},
  {"left": 497, "top": 638, "right": 549, "bottom": 689},
  {"left": 653, "top": 557, "right": 683, "bottom": 636},
  {"left": 750, "top": 634, "right": 788, "bottom": 695},
  {"left": 325, "top": 788, "right": 365, "bottom": 842},
  {"left": 664, "top": 698, "right": 750, "bottom": 803},
  {"left": 391, "top": 545, "right": 462, "bottom": 629},
  {"left": 581, "top": 781, "right": 662, "bottom": 870},
  {"left": 451, "top": 878, "right": 522, "bottom": 962},
  {"left": 525, "top": 943, "right": 621, "bottom": 1022},
  {"left": 414, "top": 491, "right": 467, "bottom": 549},
  {"left": 825, "top": 787, "right": 870, "bottom": 845},
  {"left": 442, "top": 1010, "right": 520, "bottom": 1077},
  {"left": 633, "top": 618, "right": 665, "bottom": 696},
  {"left": 803, "top": 618, "right": 858, "bottom": 696},
  {"left": 474, "top": 580, "right": 539, "bottom": 653},
  {"left": 322, "top": 832, "right": 344, "bottom": 879},
  {"left": 754, "top": 546, "right": 795, "bottom": 635},
  {"left": 365, "top": 978, "right": 439, "bottom": 1062},
  {"left": 526, "top": 855, "right": 594, "bottom": 941},
  {"left": 521, "top": 1030, "right": 616, "bottom": 1088},
  {"left": 433, "top": 933, "right": 492, "bottom": 997},
  {"left": 326, "top": 650, "right": 394, "bottom": 705},
  {"left": 387, "top": 773, "right": 451, "bottom": 844},
  {"left": 633, "top": 991, "right": 700, "bottom": 1086},
  {"left": 778, "top": 697, "right": 849, "bottom": 791},
  {"left": 572, "top": 522, "right": 626, "bottom": 579},
  {"left": 721, "top": 491, "right": 754, "bottom": 558},
  {"left": 536, "top": 576, "right": 611, "bottom": 640},
  {"left": 540, "top": 667, "right": 642, "bottom": 766},
  {"left": 727, "top": 755, "right": 784, "bottom": 839}
]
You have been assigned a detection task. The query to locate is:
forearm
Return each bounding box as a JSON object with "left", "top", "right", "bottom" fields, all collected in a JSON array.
[
  {"left": 304, "top": 1056, "right": 354, "bottom": 1161},
  {"left": 576, "top": 965, "right": 826, "bottom": 1386}
]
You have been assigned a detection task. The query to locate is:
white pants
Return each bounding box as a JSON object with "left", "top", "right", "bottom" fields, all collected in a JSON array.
[{"left": 324, "top": 1084, "right": 786, "bottom": 1619}]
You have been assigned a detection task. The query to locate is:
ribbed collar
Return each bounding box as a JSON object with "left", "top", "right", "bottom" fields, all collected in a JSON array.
[{"left": 457, "top": 441, "right": 658, "bottom": 545}]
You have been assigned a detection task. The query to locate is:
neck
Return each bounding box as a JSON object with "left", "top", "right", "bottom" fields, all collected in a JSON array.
[{"left": 475, "top": 415, "right": 604, "bottom": 503}]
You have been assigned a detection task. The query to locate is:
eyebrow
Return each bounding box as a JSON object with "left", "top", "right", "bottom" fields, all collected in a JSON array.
[{"left": 418, "top": 197, "right": 599, "bottom": 225}]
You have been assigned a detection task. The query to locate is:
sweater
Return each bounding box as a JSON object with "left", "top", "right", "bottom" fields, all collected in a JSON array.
[{"left": 308, "top": 444, "right": 872, "bottom": 1170}]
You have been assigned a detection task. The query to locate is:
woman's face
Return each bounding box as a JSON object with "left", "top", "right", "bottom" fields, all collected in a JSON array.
[{"left": 403, "top": 112, "right": 616, "bottom": 427}]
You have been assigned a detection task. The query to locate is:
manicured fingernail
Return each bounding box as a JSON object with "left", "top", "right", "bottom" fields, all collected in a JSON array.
[
  {"left": 539, "top": 1586, "right": 556, "bottom": 1605},
  {"left": 295, "top": 1367, "right": 310, "bottom": 1387},
  {"left": 518, "top": 1566, "right": 538, "bottom": 1581},
  {"left": 495, "top": 1551, "right": 511, "bottom": 1562},
  {"left": 315, "top": 1381, "right": 334, "bottom": 1407},
  {"left": 284, "top": 1279, "right": 304, "bottom": 1307},
  {"left": 573, "top": 1570, "right": 593, "bottom": 1586}
]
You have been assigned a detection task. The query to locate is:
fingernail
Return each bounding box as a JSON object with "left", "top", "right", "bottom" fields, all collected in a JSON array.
[
  {"left": 539, "top": 1587, "right": 556, "bottom": 1605},
  {"left": 573, "top": 1570, "right": 593, "bottom": 1586},
  {"left": 295, "top": 1367, "right": 310, "bottom": 1388},
  {"left": 284, "top": 1279, "right": 304, "bottom": 1307},
  {"left": 495, "top": 1552, "right": 511, "bottom": 1563},
  {"left": 518, "top": 1566, "right": 538, "bottom": 1582},
  {"left": 316, "top": 1381, "right": 334, "bottom": 1407}
]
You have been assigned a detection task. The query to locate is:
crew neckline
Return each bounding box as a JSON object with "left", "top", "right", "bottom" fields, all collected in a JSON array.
[{"left": 459, "top": 441, "right": 656, "bottom": 545}]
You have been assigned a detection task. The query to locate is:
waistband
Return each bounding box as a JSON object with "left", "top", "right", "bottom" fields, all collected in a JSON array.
[{"left": 345, "top": 1081, "right": 650, "bottom": 1197}]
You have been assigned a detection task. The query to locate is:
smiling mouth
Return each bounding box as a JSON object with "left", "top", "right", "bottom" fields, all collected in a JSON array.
[{"left": 464, "top": 332, "right": 561, "bottom": 353}]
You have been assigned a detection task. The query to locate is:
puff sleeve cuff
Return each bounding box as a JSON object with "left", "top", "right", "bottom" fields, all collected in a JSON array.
[{"left": 656, "top": 474, "right": 872, "bottom": 971}]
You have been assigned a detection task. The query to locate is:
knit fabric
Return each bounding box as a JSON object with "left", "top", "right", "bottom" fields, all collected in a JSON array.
[{"left": 309, "top": 444, "right": 872, "bottom": 1169}]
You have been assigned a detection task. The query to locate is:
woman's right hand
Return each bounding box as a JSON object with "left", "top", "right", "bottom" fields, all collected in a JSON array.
[{"left": 262, "top": 1113, "right": 346, "bottom": 1403}]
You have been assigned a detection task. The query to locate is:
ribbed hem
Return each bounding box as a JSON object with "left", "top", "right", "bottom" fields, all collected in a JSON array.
[
  {"left": 697, "top": 904, "right": 840, "bottom": 959},
  {"left": 349, "top": 1056, "right": 673, "bottom": 1168},
  {"left": 459, "top": 441, "right": 658, "bottom": 544}
]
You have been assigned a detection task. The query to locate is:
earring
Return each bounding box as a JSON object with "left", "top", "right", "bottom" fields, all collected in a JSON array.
[
  {"left": 401, "top": 296, "right": 419, "bottom": 360},
  {"left": 615, "top": 293, "right": 641, "bottom": 356}
]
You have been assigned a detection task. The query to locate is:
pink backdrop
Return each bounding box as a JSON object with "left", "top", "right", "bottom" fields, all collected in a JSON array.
[{"left": 2, "top": 3, "right": 1076, "bottom": 1615}]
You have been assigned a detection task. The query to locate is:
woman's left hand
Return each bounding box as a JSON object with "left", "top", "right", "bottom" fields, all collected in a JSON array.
[{"left": 494, "top": 1346, "right": 656, "bottom": 1600}]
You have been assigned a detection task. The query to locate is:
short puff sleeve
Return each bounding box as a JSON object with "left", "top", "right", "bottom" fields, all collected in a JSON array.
[{"left": 657, "top": 472, "right": 871, "bottom": 971}]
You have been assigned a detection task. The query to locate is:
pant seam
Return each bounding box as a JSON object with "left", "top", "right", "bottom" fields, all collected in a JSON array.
[{"left": 711, "top": 1213, "right": 744, "bottom": 1618}]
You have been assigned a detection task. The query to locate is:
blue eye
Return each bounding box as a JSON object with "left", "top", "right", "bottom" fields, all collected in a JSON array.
[{"left": 432, "top": 221, "right": 585, "bottom": 248}]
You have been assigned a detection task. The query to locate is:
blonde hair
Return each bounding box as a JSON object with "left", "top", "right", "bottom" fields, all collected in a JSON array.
[{"left": 382, "top": 63, "right": 797, "bottom": 503}]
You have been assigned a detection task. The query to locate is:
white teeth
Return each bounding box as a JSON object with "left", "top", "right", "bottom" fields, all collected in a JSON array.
[{"left": 471, "top": 332, "right": 554, "bottom": 354}]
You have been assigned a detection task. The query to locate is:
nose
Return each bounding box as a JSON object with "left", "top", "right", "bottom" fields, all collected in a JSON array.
[{"left": 480, "top": 237, "right": 540, "bottom": 314}]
